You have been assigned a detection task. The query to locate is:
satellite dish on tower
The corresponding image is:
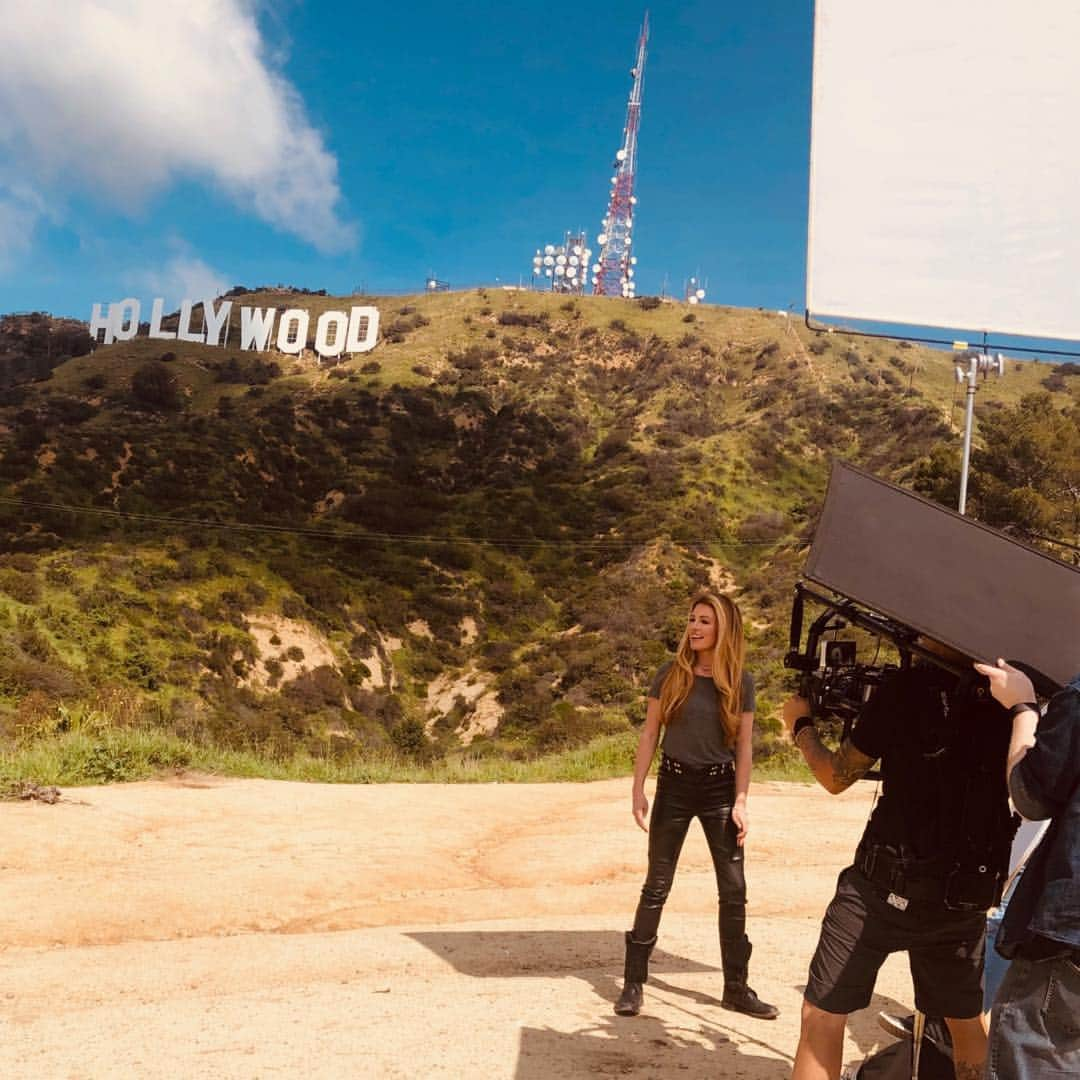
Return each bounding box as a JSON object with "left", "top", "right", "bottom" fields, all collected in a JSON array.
[{"left": 616, "top": 148, "right": 627, "bottom": 162}]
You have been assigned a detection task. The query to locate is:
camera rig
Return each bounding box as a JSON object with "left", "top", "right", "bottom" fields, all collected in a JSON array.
[
  {"left": 783, "top": 581, "right": 965, "bottom": 738},
  {"left": 784, "top": 462, "right": 1077, "bottom": 753}
]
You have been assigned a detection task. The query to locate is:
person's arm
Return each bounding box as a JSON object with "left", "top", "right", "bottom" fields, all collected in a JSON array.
[
  {"left": 632, "top": 696, "right": 663, "bottom": 832},
  {"left": 782, "top": 695, "right": 877, "bottom": 794},
  {"left": 975, "top": 658, "right": 1070, "bottom": 821},
  {"left": 973, "top": 659, "right": 1038, "bottom": 786},
  {"left": 730, "top": 710, "right": 753, "bottom": 846}
]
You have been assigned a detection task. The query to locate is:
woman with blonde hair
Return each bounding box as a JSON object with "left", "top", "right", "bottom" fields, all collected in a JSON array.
[{"left": 615, "top": 591, "right": 778, "bottom": 1020}]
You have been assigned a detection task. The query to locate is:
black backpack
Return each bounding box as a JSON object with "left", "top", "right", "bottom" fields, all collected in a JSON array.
[{"left": 851, "top": 1037, "right": 953, "bottom": 1079}]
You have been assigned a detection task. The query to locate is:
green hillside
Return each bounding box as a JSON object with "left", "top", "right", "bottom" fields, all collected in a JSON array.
[{"left": 1, "top": 288, "right": 1076, "bottom": 787}]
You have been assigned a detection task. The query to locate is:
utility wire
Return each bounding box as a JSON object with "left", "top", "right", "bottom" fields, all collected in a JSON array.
[{"left": 0, "top": 495, "right": 781, "bottom": 550}]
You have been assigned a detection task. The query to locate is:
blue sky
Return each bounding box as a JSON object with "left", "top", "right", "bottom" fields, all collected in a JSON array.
[{"left": 1, "top": 1, "right": 813, "bottom": 320}]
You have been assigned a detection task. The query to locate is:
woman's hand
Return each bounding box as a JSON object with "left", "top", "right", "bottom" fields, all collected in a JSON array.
[
  {"left": 632, "top": 789, "right": 649, "bottom": 832},
  {"left": 731, "top": 799, "right": 748, "bottom": 846},
  {"left": 973, "top": 658, "right": 1037, "bottom": 709}
]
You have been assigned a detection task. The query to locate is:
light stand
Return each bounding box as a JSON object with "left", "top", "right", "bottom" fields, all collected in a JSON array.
[{"left": 954, "top": 349, "right": 1005, "bottom": 515}]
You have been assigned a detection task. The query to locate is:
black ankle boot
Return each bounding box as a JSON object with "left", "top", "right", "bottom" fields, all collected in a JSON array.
[
  {"left": 721, "top": 982, "right": 780, "bottom": 1019},
  {"left": 614, "top": 981, "right": 643, "bottom": 1016},
  {"left": 614, "top": 931, "right": 655, "bottom": 1017},
  {"left": 720, "top": 936, "right": 779, "bottom": 1020}
]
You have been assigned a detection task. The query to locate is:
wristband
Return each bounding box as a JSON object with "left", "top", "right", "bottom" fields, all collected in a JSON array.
[
  {"left": 1008, "top": 701, "right": 1038, "bottom": 718},
  {"left": 792, "top": 716, "right": 815, "bottom": 743}
]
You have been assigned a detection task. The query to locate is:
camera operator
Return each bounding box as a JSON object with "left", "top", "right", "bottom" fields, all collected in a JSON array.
[
  {"left": 973, "top": 658, "right": 1080, "bottom": 1080},
  {"left": 782, "top": 638, "right": 1015, "bottom": 1080}
]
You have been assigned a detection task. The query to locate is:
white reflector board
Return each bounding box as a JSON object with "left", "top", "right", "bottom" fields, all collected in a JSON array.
[{"left": 807, "top": 1, "right": 1080, "bottom": 342}]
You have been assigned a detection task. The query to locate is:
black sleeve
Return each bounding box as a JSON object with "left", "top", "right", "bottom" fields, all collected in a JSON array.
[
  {"left": 848, "top": 675, "right": 895, "bottom": 761},
  {"left": 1010, "top": 686, "right": 1080, "bottom": 821}
]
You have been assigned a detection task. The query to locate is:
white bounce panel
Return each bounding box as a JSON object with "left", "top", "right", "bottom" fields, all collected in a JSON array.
[{"left": 807, "top": 1, "right": 1080, "bottom": 341}]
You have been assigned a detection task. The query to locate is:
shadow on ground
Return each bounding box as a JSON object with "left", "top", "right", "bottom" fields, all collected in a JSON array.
[
  {"left": 409, "top": 929, "right": 901, "bottom": 1076},
  {"left": 408, "top": 929, "right": 922, "bottom": 1077}
]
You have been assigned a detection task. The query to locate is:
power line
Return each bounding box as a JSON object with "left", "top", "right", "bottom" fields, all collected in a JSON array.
[{"left": 0, "top": 496, "right": 780, "bottom": 550}]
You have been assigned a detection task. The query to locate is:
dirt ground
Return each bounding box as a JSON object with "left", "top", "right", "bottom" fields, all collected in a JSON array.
[{"left": 2, "top": 775, "right": 921, "bottom": 1078}]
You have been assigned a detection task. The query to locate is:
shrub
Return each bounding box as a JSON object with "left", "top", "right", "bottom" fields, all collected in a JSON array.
[
  {"left": 737, "top": 509, "right": 788, "bottom": 542},
  {"left": 130, "top": 362, "right": 182, "bottom": 411},
  {"left": 390, "top": 716, "right": 429, "bottom": 759},
  {"left": 498, "top": 311, "right": 547, "bottom": 328},
  {"left": 636, "top": 295, "right": 661, "bottom": 310},
  {"left": 84, "top": 741, "right": 138, "bottom": 783},
  {"left": 0, "top": 568, "right": 41, "bottom": 604}
]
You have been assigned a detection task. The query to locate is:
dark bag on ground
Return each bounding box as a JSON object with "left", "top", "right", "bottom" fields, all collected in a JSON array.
[{"left": 851, "top": 1038, "right": 953, "bottom": 1079}]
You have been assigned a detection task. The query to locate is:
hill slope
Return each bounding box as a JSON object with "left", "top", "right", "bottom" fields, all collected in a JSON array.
[{"left": 0, "top": 289, "right": 1074, "bottom": 774}]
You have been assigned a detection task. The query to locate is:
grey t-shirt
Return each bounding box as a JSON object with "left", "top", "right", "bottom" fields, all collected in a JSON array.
[{"left": 649, "top": 661, "right": 755, "bottom": 766}]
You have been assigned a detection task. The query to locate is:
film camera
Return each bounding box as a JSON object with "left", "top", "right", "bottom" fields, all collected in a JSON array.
[
  {"left": 784, "top": 581, "right": 915, "bottom": 740},
  {"left": 784, "top": 462, "right": 1078, "bottom": 744}
]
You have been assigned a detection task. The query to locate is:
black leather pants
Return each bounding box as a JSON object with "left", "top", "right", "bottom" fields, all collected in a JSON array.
[{"left": 630, "top": 760, "right": 748, "bottom": 952}]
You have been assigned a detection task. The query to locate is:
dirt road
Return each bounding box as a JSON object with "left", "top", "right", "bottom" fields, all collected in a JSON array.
[{"left": 2, "top": 775, "right": 917, "bottom": 1078}]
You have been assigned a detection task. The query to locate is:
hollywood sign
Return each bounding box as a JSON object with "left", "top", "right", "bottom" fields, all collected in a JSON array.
[{"left": 89, "top": 298, "right": 380, "bottom": 358}]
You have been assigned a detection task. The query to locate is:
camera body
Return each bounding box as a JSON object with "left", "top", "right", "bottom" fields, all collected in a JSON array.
[
  {"left": 784, "top": 582, "right": 917, "bottom": 743},
  {"left": 805, "top": 639, "right": 893, "bottom": 729}
]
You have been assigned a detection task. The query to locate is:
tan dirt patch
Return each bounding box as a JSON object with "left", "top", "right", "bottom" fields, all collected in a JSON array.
[
  {"left": 243, "top": 614, "right": 339, "bottom": 690},
  {"left": 2, "top": 778, "right": 915, "bottom": 1078}
]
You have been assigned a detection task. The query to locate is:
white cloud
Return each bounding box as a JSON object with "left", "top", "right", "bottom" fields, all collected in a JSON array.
[
  {"left": 135, "top": 254, "right": 232, "bottom": 309},
  {"left": 0, "top": 1, "right": 355, "bottom": 253},
  {"left": 0, "top": 183, "right": 49, "bottom": 268}
]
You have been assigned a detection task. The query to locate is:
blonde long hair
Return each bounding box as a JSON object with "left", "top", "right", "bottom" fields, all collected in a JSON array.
[{"left": 657, "top": 591, "right": 745, "bottom": 747}]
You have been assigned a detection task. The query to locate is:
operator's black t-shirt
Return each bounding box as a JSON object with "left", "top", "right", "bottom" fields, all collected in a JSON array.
[{"left": 848, "top": 664, "right": 1013, "bottom": 864}]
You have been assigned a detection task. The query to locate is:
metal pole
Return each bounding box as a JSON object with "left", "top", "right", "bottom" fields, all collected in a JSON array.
[
  {"left": 957, "top": 356, "right": 978, "bottom": 515},
  {"left": 911, "top": 1009, "right": 926, "bottom": 1080}
]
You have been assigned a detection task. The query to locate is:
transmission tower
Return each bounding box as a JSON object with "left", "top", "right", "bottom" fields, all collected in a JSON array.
[{"left": 592, "top": 13, "right": 648, "bottom": 298}]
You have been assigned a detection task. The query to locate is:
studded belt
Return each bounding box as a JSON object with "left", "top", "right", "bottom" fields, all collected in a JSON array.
[{"left": 659, "top": 755, "right": 735, "bottom": 779}]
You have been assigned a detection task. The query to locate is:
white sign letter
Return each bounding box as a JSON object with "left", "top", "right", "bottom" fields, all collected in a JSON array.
[
  {"left": 90, "top": 303, "right": 114, "bottom": 345},
  {"left": 345, "top": 305, "right": 380, "bottom": 354},
  {"left": 276, "top": 309, "right": 309, "bottom": 355},
  {"left": 202, "top": 299, "right": 233, "bottom": 348},
  {"left": 240, "top": 307, "right": 277, "bottom": 351},
  {"left": 177, "top": 300, "right": 204, "bottom": 344},
  {"left": 148, "top": 298, "right": 175, "bottom": 340},
  {"left": 111, "top": 298, "right": 140, "bottom": 342},
  {"left": 314, "top": 310, "right": 349, "bottom": 359}
]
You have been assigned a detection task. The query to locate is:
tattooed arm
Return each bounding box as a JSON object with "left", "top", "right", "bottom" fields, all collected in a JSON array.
[{"left": 782, "top": 696, "right": 877, "bottom": 795}]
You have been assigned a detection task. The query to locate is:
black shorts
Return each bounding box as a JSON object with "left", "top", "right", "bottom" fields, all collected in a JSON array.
[{"left": 804, "top": 865, "right": 987, "bottom": 1018}]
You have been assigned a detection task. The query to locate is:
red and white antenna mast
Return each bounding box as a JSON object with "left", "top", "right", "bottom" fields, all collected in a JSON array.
[{"left": 592, "top": 12, "right": 648, "bottom": 298}]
